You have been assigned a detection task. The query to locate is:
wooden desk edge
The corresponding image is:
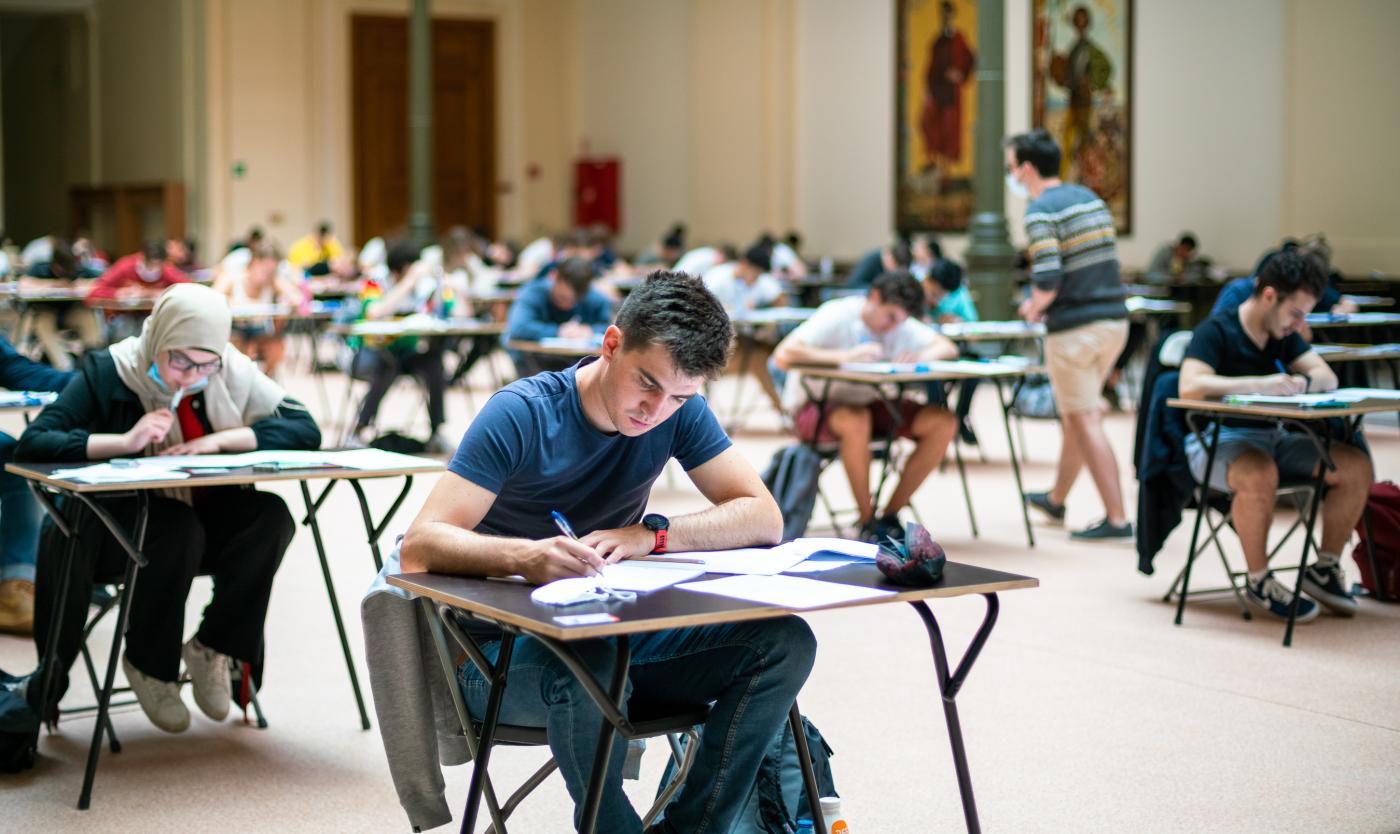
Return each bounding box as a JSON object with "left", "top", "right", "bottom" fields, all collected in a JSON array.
[
  {"left": 1166, "top": 397, "right": 1399, "bottom": 420},
  {"left": 2, "top": 462, "right": 445, "bottom": 493},
  {"left": 388, "top": 572, "right": 1040, "bottom": 641}
]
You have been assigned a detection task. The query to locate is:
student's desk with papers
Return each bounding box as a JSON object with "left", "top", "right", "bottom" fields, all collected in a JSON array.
[
  {"left": 1340, "top": 294, "right": 1394, "bottom": 308},
  {"left": 0, "top": 390, "right": 58, "bottom": 423},
  {"left": 795, "top": 360, "right": 1040, "bottom": 546},
  {"left": 1166, "top": 395, "right": 1399, "bottom": 645},
  {"left": 938, "top": 320, "right": 1046, "bottom": 344},
  {"left": 1306, "top": 311, "right": 1400, "bottom": 331},
  {"left": 4, "top": 448, "right": 444, "bottom": 810},
  {"left": 390, "top": 554, "right": 1038, "bottom": 834},
  {"left": 503, "top": 336, "right": 603, "bottom": 359}
]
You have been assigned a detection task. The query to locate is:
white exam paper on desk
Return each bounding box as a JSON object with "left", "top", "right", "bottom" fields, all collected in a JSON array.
[
  {"left": 49, "top": 464, "right": 192, "bottom": 484},
  {"left": 601, "top": 562, "right": 705, "bottom": 592},
  {"left": 87, "top": 448, "right": 428, "bottom": 472},
  {"left": 666, "top": 538, "right": 877, "bottom": 576},
  {"left": 677, "top": 575, "right": 894, "bottom": 609}
]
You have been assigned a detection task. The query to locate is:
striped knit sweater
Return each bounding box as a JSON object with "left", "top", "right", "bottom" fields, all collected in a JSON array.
[{"left": 1024, "top": 183, "right": 1127, "bottom": 333}]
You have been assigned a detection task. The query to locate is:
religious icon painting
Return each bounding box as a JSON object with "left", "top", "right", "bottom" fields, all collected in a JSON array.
[
  {"left": 1031, "top": 0, "right": 1133, "bottom": 233},
  {"left": 895, "top": 0, "right": 980, "bottom": 233}
]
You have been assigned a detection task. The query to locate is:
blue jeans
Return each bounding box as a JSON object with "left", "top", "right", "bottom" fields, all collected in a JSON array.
[
  {"left": 0, "top": 433, "right": 41, "bottom": 583},
  {"left": 457, "top": 617, "right": 817, "bottom": 834}
]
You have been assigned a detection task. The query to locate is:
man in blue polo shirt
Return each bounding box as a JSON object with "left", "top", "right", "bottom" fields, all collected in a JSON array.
[{"left": 400, "top": 272, "right": 815, "bottom": 834}]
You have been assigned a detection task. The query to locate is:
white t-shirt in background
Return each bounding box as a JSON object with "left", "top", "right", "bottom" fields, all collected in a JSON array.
[
  {"left": 779, "top": 294, "right": 937, "bottom": 412},
  {"left": 703, "top": 262, "right": 783, "bottom": 314}
]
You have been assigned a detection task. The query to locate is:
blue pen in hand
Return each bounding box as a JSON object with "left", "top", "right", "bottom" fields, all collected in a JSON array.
[
  {"left": 550, "top": 510, "right": 607, "bottom": 582},
  {"left": 1276, "top": 359, "right": 1309, "bottom": 394}
]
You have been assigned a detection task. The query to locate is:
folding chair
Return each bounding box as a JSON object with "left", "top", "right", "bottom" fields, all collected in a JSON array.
[
  {"left": 426, "top": 602, "right": 708, "bottom": 834},
  {"left": 60, "top": 582, "right": 270, "bottom": 756},
  {"left": 809, "top": 438, "right": 929, "bottom": 538},
  {"left": 1162, "top": 482, "right": 1322, "bottom": 619}
]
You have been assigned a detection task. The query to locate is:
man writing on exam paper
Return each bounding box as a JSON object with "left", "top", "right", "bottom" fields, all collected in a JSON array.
[
  {"left": 399, "top": 271, "right": 815, "bottom": 834},
  {"left": 1178, "top": 250, "right": 1373, "bottom": 624}
]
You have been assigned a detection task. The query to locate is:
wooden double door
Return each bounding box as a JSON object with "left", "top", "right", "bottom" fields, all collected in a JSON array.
[{"left": 351, "top": 15, "right": 496, "bottom": 243}]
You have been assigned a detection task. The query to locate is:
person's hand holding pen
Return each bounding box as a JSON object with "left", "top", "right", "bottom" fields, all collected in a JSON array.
[
  {"left": 523, "top": 510, "right": 607, "bottom": 585},
  {"left": 1270, "top": 359, "right": 1310, "bottom": 395}
]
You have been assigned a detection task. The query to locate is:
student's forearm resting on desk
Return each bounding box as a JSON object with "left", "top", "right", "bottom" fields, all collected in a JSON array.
[
  {"left": 401, "top": 449, "right": 784, "bottom": 581},
  {"left": 400, "top": 472, "right": 608, "bottom": 583},
  {"left": 1178, "top": 352, "right": 1337, "bottom": 400},
  {"left": 582, "top": 447, "right": 783, "bottom": 561}
]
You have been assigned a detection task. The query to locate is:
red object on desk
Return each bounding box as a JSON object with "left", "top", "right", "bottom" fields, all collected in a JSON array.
[{"left": 574, "top": 158, "right": 620, "bottom": 233}]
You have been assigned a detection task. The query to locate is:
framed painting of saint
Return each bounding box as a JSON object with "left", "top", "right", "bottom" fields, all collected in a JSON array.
[
  {"left": 895, "top": 0, "right": 979, "bottom": 233},
  {"left": 1031, "top": 0, "right": 1133, "bottom": 233}
]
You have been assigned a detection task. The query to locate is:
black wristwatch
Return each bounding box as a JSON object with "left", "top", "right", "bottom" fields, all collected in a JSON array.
[{"left": 642, "top": 513, "right": 670, "bottom": 554}]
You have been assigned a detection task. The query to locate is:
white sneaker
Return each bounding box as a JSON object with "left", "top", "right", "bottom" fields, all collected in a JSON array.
[
  {"left": 121, "top": 654, "right": 190, "bottom": 733},
  {"left": 182, "top": 638, "right": 231, "bottom": 721}
]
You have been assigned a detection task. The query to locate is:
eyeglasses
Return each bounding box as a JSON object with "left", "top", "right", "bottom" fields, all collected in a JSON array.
[{"left": 168, "top": 349, "right": 223, "bottom": 374}]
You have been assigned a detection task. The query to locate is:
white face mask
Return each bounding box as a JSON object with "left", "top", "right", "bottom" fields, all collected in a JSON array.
[{"left": 1005, "top": 172, "right": 1030, "bottom": 200}]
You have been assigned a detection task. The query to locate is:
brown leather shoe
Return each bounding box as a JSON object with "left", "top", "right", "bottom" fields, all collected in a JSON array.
[{"left": 0, "top": 579, "right": 35, "bottom": 635}]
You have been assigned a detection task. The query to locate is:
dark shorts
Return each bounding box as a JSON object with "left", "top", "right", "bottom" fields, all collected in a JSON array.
[{"left": 794, "top": 399, "right": 924, "bottom": 444}]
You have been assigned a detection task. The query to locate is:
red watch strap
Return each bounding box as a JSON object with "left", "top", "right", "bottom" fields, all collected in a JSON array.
[{"left": 653, "top": 528, "right": 668, "bottom": 554}]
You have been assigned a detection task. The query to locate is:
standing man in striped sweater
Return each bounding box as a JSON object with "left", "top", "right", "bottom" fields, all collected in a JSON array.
[{"left": 1005, "top": 129, "right": 1132, "bottom": 540}]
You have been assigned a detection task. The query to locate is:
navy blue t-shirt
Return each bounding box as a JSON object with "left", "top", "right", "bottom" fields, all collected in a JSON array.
[{"left": 448, "top": 357, "right": 731, "bottom": 539}]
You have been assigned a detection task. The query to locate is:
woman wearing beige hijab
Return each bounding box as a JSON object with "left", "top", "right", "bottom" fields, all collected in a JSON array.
[{"left": 18, "top": 284, "right": 321, "bottom": 734}]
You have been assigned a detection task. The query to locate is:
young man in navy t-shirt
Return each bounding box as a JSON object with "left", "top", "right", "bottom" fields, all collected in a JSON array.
[
  {"left": 401, "top": 272, "right": 815, "bottom": 834},
  {"left": 1179, "top": 250, "right": 1373, "bottom": 623}
]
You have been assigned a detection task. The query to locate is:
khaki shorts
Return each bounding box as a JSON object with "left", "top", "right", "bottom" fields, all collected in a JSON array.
[{"left": 1044, "top": 319, "right": 1129, "bottom": 414}]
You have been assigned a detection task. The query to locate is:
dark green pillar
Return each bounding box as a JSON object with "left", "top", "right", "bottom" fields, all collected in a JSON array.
[
  {"left": 407, "top": 0, "right": 434, "bottom": 248},
  {"left": 964, "top": 0, "right": 1020, "bottom": 322}
]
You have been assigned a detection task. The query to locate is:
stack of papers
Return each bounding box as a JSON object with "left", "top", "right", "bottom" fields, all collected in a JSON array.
[
  {"left": 0, "top": 391, "right": 57, "bottom": 408},
  {"left": 599, "top": 561, "right": 705, "bottom": 592},
  {"left": 46, "top": 448, "right": 436, "bottom": 484},
  {"left": 1221, "top": 388, "right": 1400, "bottom": 407},
  {"left": 663, "top": 538, "right": 877, "bottom": 576},
  {"left": 677, "top": 575, "right": 894, "bottom": 609},
  {"left": 839, "top": 359, "right": 1025, "bottom": 376},
  {"left": 539, "top": 335, "right": 603, "bottom": 349}
]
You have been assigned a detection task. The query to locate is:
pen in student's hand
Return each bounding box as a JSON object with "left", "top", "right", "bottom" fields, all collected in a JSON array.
[
  {"left": 550, "top": 510, "right": 603, "bottom": 579},
  {"left": 1276, "top": 359, "right": 1308, "bottom": 394}
]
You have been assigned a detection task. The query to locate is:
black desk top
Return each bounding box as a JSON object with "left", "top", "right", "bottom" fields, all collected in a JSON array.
[{"left": 390, "top": 561, "right": 1038, "bottom": 641}]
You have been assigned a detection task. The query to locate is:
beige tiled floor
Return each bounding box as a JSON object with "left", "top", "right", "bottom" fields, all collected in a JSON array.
[{"left": 2, "top": 360, "right": 1398, "bottom": 832}]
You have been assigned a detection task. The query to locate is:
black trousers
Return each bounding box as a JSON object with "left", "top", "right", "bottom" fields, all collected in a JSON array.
[
  {"left": 352, "top": 347, "right": 446, "bottom": 433},
  {"left": 34, "top": 487, "right": 295, "bottom": 686}
]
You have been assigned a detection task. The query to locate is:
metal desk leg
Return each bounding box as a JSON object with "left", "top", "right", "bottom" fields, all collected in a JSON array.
[
  {"left": 577, "top": 636, "right": 631, "bottom": 834},
  {"left": 1284, "top": 443, "right": 1329, "bottom": 648},
  {"left": 788, "top": 702, "right": 827, "bottom": 833},
  {"left": 461, "top": 633, "right": 518, "bottom": 834},
  {"left": 348, "top": 476, "right": 415, "bottom": 572},
  {"left": 298, "top": 481, "right": 371, "bottom": 729},
  {"left": 995, "top": 378, "right": 1035, "bottom": 548},
  {"left": 72, "top": 491, "right": 150, "bottom": 811},
  {"left": 1176, "top": 418, "right": 1221, "bottom": 626},
  {"left": 910, "top": 594, "right": 1000, "bottom": 834},
  {"left": 950, "top": 414, "right": 979, "bottom": 538}
]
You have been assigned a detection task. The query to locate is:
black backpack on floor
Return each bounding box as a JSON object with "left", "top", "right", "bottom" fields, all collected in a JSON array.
[{"left": 0, "top": 669, "right": 39, "bottom": 773}]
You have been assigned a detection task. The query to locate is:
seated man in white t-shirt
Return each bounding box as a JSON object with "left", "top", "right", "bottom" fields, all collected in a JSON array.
[
  {"left": 773, "top": 270, "right": 958, "bottom": 542},
  {"left": 702, "top": 244, "right": 785, "bottom": 316}
]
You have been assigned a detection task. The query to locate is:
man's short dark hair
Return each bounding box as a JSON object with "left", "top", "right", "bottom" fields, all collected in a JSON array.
[
  {"left": 386, "top": 240, "right": 422, "bottom": 275},
  {"left": 555, "top": 256, "right": 596, "bottom": 296},
  {"left": 615, "top": 271, "right": 733, "bottom": 379},
  {"left": 1178, "top": 232, "right": 1198, "bottom": 250},
  {"left": 742, "top": 243, "right": 772, "bottom": 273},
  {"left": 871, "top": 270, "right": 925, "bottom": 318},
  {"left": 662, "top": 223, "right": 686, "bottom": 250},
  {"left": 317, "top": 221, "right": 333, "bottom": 237},
  {"left": 785, "top": 230, "right": 802, "bottom": 249},
  {"left": 888, "top": 241, "right": 912, "bottom": 268},
  {"left": 930, "top": 260, "right": 963, "bottom": 293},
  {"left": 1004, "top": 129, "right": 1062, "bottom": 178},
  {"left": 142, "top": 240, "right": 167, "bottom": 263},
  {"left": 49, "top": 240, "right": 76, "bottom": 276},
  {"left": 1254, "top": 249, "right": 1326, "bottom": 302}
]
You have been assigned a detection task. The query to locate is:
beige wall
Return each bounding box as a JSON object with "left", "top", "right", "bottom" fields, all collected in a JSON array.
[
  {"left": 1284, "top": 0, "right": 1400, "bottom": 274},
  {"left": 189, "top": 0, "right": 1395, "bottom": 272},
  {"left": 796, "top": 0, "right": 1289, "bottom": 270},
  {"left": 95, "top": 0, "right": 186, "bottom": 185}
]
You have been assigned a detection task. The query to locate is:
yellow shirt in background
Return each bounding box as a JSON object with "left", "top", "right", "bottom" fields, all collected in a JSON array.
[{"left": 287, "top": 234, "right": 345, "bottom": 269}]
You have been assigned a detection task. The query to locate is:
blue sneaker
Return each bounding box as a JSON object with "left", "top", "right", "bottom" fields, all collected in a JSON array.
[
  {"left": 1301, "top": 561, "right": 1359, "bottom": 617},
  {"left": 1246, "top": 573, "right": 1319, "bottom": 623},
  {"left": 1024, "top": 492, "right": 1066, "bottom": 524}
]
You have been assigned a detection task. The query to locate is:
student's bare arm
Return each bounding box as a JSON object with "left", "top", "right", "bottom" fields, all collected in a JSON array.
[
  {"left": 584, "top": 447, "right": 784, "bottom": 562},
  {"left": 1178, "top": 357, "right": 1303, "bottom": 400},
  {"left": 400, "top": 471, "right": 602, "bottom": 582},
  {"left": 1289, "top": 350, "right": 1338, "bottom": 393}
]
